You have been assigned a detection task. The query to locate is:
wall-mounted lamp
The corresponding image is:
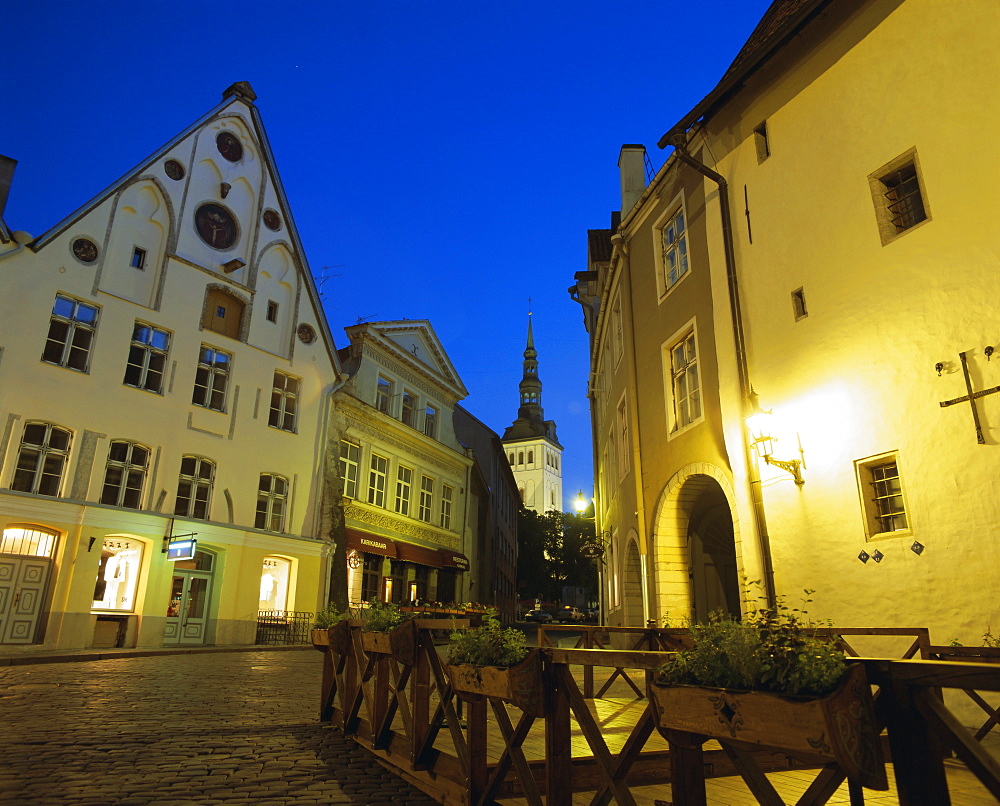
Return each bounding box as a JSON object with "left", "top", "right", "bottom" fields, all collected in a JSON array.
[
  {"left": 745, "top": 390, "right": 804, "bottom": 485},
  {"left": 573, "top": 490, "right": 593, "bottom": 514},
  {"left": 221, "top": 258, "right": 245, "bottom": 273}
]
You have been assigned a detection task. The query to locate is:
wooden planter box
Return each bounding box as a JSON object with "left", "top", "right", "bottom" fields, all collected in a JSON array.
[
  {"left": 649, "top": 662, "right": 887, "bottom": 790},
  {"left": 311, "top": 620, "right": 356, "bottom": 655},
  {"left": 445, "top": 648, "right": 544, "bottom": 717}
]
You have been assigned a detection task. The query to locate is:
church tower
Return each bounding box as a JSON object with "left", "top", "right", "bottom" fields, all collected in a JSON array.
[{"left": 502, "top": 315, "right": 563, "bottom": 512}]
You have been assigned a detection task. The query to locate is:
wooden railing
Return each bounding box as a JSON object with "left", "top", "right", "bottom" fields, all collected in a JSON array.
[{"left": 312, "top": 623, "right": 1000, "bottom": 806}]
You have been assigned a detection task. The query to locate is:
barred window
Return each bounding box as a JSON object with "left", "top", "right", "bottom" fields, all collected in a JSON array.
[
  {"left": 857, "top": 454, "right": 909, "bottom": 538},
  {"left": 11, "top": 422, "right": 72, "bottom": 497},
  {"left": 869, "top": 150, "right": 929, "bottom": 245},
  {"left": 42, "top": 294, "right": 99, "bottom": 372},
  {"left": 124, "top": 322, "right": 170, "bottom": 393},
  {"left": 255, "top": 473, "right": 288, "bottom": 532},
  {"left": 268, "top": 371, "right": 300, "bottom": 433},
  {"left": 101, "top": 440, "right": 149, "bottom": 509},
  {"left": 192, "top": 345, "right": 231, "bottom": 411}
]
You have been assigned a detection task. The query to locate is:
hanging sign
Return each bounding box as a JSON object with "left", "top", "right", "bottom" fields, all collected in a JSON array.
[
  {"left": 166, "top": 538, "right": 197, "bottom": 561},
  {"left": 580, "top": 543, "right": 604, "bottom": 559}
]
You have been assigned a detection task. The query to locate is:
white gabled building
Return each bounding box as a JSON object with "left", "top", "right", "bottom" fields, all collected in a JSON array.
[{"left": 0, "top": 82, "right": 342, "bottom": 652}]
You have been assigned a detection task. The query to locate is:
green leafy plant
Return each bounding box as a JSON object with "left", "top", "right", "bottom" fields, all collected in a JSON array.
[
  {"left": 361, "top": 600, "right": 412, "bottom": 632},
  {"left": 313, "top": 602, "right": 350, "bottom": 629},
  {"left": 447, "top": 610, "right": 529, "bottom": 668},
  {"left": 655, "top": 585, "right": 847, "bottom": 697},
  {"left": 983, "top": 628, "right": 1000, "bottom": 648}
]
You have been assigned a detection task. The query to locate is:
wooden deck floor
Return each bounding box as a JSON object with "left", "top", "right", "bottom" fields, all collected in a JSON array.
[{"left": 442, "top": 693, "right": 999, "bottom": 805}]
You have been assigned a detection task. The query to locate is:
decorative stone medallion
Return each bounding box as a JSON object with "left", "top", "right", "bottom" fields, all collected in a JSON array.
[
  {"left": 216, "top": 131, "right": 243, "bottom": 162},
  {"left": 72, "top": 238, "right": 98, "bottom": 263},
  {"left": 263, "top": 209, "right": 282, "bottom": 231},
  {"left": 297, "top": 323, "right": 317, "bottom": 344},
  {"left": 195, "top": 203, "right": 238, "bottom": 250},
  {"left": 164, "top": 159, "right": 185, "bottom": 180}
]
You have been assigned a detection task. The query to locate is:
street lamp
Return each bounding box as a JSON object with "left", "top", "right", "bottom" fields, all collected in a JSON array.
[{"left": 745, "top": 390, "right": 804, "bottom": 485}]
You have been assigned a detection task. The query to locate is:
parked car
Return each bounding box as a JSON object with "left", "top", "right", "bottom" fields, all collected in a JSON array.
[
  {"left": 523, "top": 609, "right": 553, "bottom": 623},
  {"left": 558, "top": 606, "right": 585, "bottom": 623}
]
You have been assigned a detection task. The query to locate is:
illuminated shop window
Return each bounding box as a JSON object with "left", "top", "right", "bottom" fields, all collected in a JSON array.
[
  {"left": 92, "top": 538, "right": 144, "bottom": 611},
  {"left": 258, "top": 556, "right": 291, "bottom": 611}
]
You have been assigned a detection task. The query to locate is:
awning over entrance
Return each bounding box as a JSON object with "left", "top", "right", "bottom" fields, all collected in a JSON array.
[
  {"left": 438, "top": 549, "right": 469, "bottom": 571},
  {"left": 396, "top": 541, "right": 444, "bottom": 568},
  {"left": 345, "top": 529, "right": 397, "bottom": 558}
]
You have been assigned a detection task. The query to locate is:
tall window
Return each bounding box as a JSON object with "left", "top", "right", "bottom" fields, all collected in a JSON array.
[
  {"left": 401, "top": 390, "right": 416, "bottom": 426},
  {"left": 174, "top": 456, "right": 215, "bottom": 520},
  {"left": 660, "top": 208, "right": 689, "bottom": 291},
  {"left": 857, "top": 454, "right": 909, "bottom": 538},
  {"left": 124, "top": 322, "right": 170, "bottom": 393},
  {"left": 11, "top": 422, "right": 72, "bottom": 496},
  {"left": 269, "top": 371, "right": 300, "bottom": 432},
  {"left": 192, "top": 345, "right": 231, "bottom": 412},
  {"left": 339, "top": 440, "right": 360, "bottom": 498},
  {"left": 42, "top": 294, "right": 99, "bottom": 372},
  {"left": 440, "top": 484, "right": 454, "bottom": 530},
  {"left": 612, "top": 294, "right": 624, "bottom": 361},
  {"left": 361, "top": 554, "right": 381, "bottom": 601},
  {"left": 367, "top": 453, "right": 388, "bottom": 508},
  {"left": 668, "top": 330, "right": 701, "bottom": 430},
  {"left": 617, "top": 397, "right": 630, "bottom": 476},
  {"left": 256, "top": 473, "right": 289, "bottom": 532},
  {"left": 395, "top": 465, "right": 413, "bottom": 515},
  {"left": 424, "top": 405, "right": 438, "bottom": 438},
  {"left": 101, "top": 440, "right": 149, "bottom": 509},
  {"left": 376, "top": 376, "right": 393, "bottom": 414},
  {"left": 419, "top": 476, "right": 434, "bottom": 522}
]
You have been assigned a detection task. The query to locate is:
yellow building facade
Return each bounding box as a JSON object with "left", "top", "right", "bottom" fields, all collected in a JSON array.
[{"left": 574, "top": 0, "right": 1000, "bottom": 644}]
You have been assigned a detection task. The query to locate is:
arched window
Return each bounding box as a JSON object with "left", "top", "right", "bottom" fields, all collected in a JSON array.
[
  {"left": 12, "top": 423, "right": 72, "bottom": 497},
  {"left": 527, "top": 450, "right": 534, "bottom": 465},
  {"left": 518, "top": 451, "right": 524, "bottom": 465},
  {"left": 508, "top": 453, "right": 514, "bottom": 465},
  {"left": 0, "top": 525, "right": 58, "bottom": 557}
]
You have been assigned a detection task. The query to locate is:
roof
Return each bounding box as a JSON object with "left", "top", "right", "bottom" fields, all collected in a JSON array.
[
  {"left": 657, "top": 0, "right": 832, "bottom": 147},
  {"left": 587, "top": 229, "right": 613, "bottom": 263}
]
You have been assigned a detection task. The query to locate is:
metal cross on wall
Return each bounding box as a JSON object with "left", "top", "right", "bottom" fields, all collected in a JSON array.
[{"left": 938, "top": 349, "right": 1000, "bottom": 444}]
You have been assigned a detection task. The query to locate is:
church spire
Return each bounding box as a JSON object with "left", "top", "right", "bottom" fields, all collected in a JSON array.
[{"left": 518, "top": 313, "right": 542, "bottom": 420}]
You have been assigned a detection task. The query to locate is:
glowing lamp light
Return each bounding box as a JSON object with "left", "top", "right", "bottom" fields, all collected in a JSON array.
[
  {"left": 744, "top": 390, "right": 804, "bottom": 485},
  {"left": 573, "top": 490, "right": 589, "bottom": 514}
]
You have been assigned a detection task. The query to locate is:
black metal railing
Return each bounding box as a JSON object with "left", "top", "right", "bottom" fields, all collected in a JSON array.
[{"left": 255, "top": 610, "right": 314, "bottom": 645}]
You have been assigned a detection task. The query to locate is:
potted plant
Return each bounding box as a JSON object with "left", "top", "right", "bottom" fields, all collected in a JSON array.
[
  {"left": 444, "top": 610, "right": 544, "bottom": 716},
  {"left": 311, "top": 602, "right": 352, "bottom": 654},
  {"left": 650, "top": 590, "right": 887, "bottom": 790},
  {"left": 359, "top": 600, "right": 417, "bottom": 659}
]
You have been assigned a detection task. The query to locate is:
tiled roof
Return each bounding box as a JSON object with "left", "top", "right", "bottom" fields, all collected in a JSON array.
[
  {"left": 587, "top": 229, "right": 613, "bottom": 263},
  {"left": 658, "top": 0, "right": 831, "bottom": 147}
]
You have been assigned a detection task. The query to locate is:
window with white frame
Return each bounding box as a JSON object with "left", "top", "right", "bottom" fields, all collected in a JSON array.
[
  {"left": 368, "top": 453, "right": 388, "bottom": 507},
  {"left": 856, "top": 453, "right": 909, "bottom": 538},
  {"left": 268, "top": 371, "right": 300, "bottom": 432},
  {"left": 101, "top": 440, "right": 149, "bottom": 509},
  {"left": 440, "top": 484, "right": 453, "bottom": 529},
  {"left": 339, "top": 440, "right": 360, "bottom": 498},
  {"left": 401, "top": 390, "right": 417, "bottom": 427},
  {"left": 174, "top": 456, "right": 215, "bottom": 520},
  {"left": 42, "top": 294, "right": 99, "bottom": 372},
  {"left": 192, "top": 345, "right": 231, "bottom": 412},
  {"left": 617, "top": 397, "right": 630, "bottom": 476},
  {"left": 657, "top": 206, "right": 690, "bottom": 293},
  {"left": 255, "top": 473, "right": 289, "bottom": 532},
  {"left": 424, "top": 404, "right": 438, "bottom": 438},
  {"left": 395, "top": 465, "right": 413, "bottom": 516},
  {"left": 11, "top": 422, "right": 72, "bottom": 496},
  {"left": 667, "top": 330, "right": 701, "bottom": 431},
  {"left": 419, "top": 475, "right": 433, "bottom": 522},
  {"left": 376, "top": 376, "right": 393, "bottom": 414},
  {"left": 124, "top": 322, "right": 169, "bottom": 393}
]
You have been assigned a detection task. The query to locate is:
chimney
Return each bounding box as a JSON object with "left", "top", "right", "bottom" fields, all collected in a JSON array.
[
  {"left": 0, "top": 156, "right": 16, "bottom": 220},
  {"left": 618, "top": 144, "right": 646, "bottom": 217}
]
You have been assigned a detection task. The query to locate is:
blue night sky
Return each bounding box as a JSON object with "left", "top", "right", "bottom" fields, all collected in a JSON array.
[{"left": 4, "top": 0, "right": 772, "bottom": 510}]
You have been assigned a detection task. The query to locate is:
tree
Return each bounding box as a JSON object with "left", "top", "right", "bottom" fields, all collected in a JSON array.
[{"left": 516, "top": 507, "right": 597, "bottom": 604}]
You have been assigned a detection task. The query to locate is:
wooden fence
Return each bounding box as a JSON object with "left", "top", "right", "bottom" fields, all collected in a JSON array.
[{"left": 312, "top": 622, "right": 1000, "bottom": 805}]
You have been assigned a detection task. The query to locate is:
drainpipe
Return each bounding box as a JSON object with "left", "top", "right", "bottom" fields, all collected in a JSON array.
[
  {"left": 668, "top": 135, "right": 777, "bottom": 609},
  {"left": 0, "top": 231, "right": 35, "bottom": 261}
]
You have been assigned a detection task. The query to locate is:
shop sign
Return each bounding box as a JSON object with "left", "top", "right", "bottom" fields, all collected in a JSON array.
[{"left": 166, "top": 538, "right": 197, "bottom": 561}]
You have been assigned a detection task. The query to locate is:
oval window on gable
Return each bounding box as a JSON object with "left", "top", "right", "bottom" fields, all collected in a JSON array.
[{"left": 203, "top": 288, "right": 245, "bottom": 340}]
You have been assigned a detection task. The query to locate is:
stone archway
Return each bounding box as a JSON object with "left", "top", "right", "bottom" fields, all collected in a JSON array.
[
  {"left": 649, "top": 463, "right": 742, "bottom": 625},
  {"left": 621, "top": 536, "right": 644, "bottom": 627}
]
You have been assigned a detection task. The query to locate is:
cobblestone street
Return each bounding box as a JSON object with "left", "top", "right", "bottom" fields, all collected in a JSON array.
[{"left": 0, "top": 649, "right": 439, "bottom": 805}]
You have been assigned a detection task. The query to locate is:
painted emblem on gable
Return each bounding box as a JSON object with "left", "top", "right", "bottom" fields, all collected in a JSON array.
[
  {"left": 195, "top": 203, "right": 238, "bottom": 250},
  {"left": 263, "top": 209, "right": 282, "bottom": 231},
  {"left": 164, "top": 159, "right": 185, "bottom": 180},
  {"left": 72, "top": 238, "right": 98, "bottom": 263},
  {"left": 216, "top": 131, "right": 243, "bottom": 163},
  {"left": 297, "top": 323, "right": 317, "bottom": 344}
]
